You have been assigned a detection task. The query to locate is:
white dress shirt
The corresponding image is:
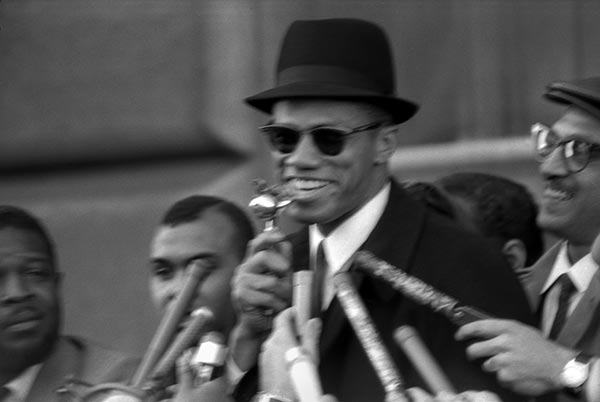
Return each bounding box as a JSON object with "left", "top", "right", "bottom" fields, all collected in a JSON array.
[
  {"left": 2, "top": 364, "right": 42, "bottom": 402},
  {"left": 309, "top": 182, "right": 390, "bottom": 310},
  {"left": 540, "top": 241, "right": 599, "bottom": 336}
]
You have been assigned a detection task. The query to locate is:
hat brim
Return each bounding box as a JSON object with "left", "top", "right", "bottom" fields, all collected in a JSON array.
[
  {"left": 245, "top": 82, "right": 418, "bottom": 124},
  {"left": 545, "top": 82, "right": 600, "bottom": 122}
]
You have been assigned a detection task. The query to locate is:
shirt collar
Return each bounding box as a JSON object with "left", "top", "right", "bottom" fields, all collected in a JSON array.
[
  {"left": 542, "top": 241, "right": 599, "bottom": 294},
  {"left": 4, "top": 363, "right": 42, "bottom": 401},
  {"left": 309, "top": 182, "right": 390, "bottom": 274}
]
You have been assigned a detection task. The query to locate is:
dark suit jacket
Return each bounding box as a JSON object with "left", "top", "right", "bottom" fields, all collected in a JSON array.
[
  {"left": 24, "top": 335, "right": 137, "bottom": 402},
  {"left": 526, "top": 242, "right": 600, "bottom": 402},
  {"left": 236, "top": 181, "right": 535, "bottom": 402}
]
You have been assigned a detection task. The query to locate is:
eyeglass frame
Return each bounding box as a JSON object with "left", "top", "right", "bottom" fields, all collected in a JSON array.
[
  {"left": 530, "top": 122, "right": 600, "bottom": 173},
  {"left": 258, "top": 121, "right": 384, "bottom": 156}
]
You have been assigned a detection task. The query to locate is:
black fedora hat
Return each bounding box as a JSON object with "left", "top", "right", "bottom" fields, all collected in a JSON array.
[
  {"left": 544, "top": 76, "right": 600, "bottom": 121},
  {"left": 245, "top": 18, "right": 419, "bottom": 124}
]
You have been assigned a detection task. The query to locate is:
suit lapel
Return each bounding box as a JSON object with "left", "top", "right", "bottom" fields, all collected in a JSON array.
[
  {"left": 317, "top": 182, "right": 427, "bottom": 355},
  {"left": 26, "top": 337, "right": 81, "bottom": 402},
  {"left": 557, "top": 270, "right": 600, "bottom": 347},
  {"left": 525, "top": 243, "right": 561, "bottom": 312}
]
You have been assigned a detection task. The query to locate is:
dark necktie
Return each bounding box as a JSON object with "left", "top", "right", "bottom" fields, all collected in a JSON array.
[
  {"left": 548, "top": 273, "right": 576, "bottom": 340},
  {"left": 312, "top": 240, "right": 327, "bottom": 318}
]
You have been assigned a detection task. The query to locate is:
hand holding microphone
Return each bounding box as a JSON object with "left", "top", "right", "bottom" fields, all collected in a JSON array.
[{"left": 259, "top": 307, "right": 323, "bottom": 402}]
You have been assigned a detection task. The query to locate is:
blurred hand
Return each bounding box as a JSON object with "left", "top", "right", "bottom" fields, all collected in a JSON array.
[
  {"left": 171, "top": 350, "right": 233, "bottom": 402},
  {"left": 232, "top": 230, "right": 293, "bottom": 335},
  {"left": 259, "top": 307, "right": 322, "bottom": 400},
  {"left": 230, "top": 230, "right": 293, "bottom": 371},
  {"left": 455, "top": 319, "right": 575, "bottom": 396},
  {"left": 407, "top": 387, "right": 503, "bottom": 402}
]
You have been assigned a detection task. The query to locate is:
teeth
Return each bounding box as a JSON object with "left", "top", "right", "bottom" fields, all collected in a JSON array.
[
  {"left": 544, "top": 187, "right": 573, "bottom": 201},
  {"left": 289, "top": 179, "right": 329, "bottom": 191}
]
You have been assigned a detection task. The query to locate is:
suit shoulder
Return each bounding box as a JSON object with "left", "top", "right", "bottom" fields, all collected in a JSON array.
[{"left": 63, "top": 335, "right": 139, "bottom": 384}]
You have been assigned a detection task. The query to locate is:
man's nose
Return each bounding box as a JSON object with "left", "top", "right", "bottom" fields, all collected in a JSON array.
[
  {"left": 1, "top": 273, "right": 33, "bottom": 303},
  {"left": 166, "top": 270, "right": 189, "bottom": 302},
  {"left": 285, "top": 134, "right": 322, "bottom": 167},
  {"left": 540, "top": 146, "right": 569, "bottom": 177}
]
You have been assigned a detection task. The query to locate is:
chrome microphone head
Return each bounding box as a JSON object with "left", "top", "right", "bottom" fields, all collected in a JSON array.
[{"left": 249, "top": 179, "right": 293, "bottom": 231}]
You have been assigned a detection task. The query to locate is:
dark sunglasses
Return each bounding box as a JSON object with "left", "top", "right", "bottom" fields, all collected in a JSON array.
[
  {"left": 259, "top": 121, "right": 383, "bottom": 156},
  {"left": 531, "top": 122, "right": 600, "bottom": 173}
]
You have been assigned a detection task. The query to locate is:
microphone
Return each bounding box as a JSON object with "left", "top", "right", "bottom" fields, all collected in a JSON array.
[
  {"left": 191, "top": 331, "right": 227, "bottom": 385},
  {"left": 333, "top": 272, "right": 410, "bottom": 402},
  {"left": 146, "top": 307, "right": 214, "bottom": 390},
  {"left": 285, "top": 346, "right": 323, "bottom": 402},
  {"left": 353, "top": 251, "right": 492, "bottom": 326},
  {"left": 132, "top": 259, "right": 210, "bottom": 387},
  {"left": 394, "top": 325, "right": 455, "bottom": 395},
  {"left": 293, "top": 270, "right": 314, "bottom": 334}
]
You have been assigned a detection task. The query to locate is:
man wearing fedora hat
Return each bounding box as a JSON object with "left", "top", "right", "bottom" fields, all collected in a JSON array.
[
  {"left": 230, "top": 18, "right": 533, "bottom": 402},
  {"left": 456, "top": 77, "right": 600, "bottom": 402}
]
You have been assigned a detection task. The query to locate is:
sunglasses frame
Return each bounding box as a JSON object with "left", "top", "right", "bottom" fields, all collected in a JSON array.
[
  {"left": 531, "top": 122, "right": 600, "bottom": 173},
  {"left": 259, "top": 121, "right": 383, "bottom": 156}
]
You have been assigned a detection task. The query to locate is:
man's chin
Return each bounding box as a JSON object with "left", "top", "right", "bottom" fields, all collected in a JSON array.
[{"left": 0, "top": 333, "right": 57, "bottom": 368}]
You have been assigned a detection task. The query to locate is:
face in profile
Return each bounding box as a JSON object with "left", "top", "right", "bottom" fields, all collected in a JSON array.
[
  {"left": 537, "top": 108, "right": 600, "bottom": 245},
  {"left": 0, "top": 227, "right": 61, "bottom": 368},
  {"left": 148, "top": 211, "right": 240, "bottom": 336}
]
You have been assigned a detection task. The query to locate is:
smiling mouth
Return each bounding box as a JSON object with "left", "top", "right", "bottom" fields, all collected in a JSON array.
[
  {"left": 5, "top": 318, "right": 42, "bottom": 332},
  {"left": 544, "top": 183, "right": 574, "bottom": 201},
  {"left": 287, "top": 178, "right": 330, "bottom": 195}
]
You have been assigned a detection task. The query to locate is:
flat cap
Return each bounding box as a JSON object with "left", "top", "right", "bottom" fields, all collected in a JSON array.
[{"left": 544, "top": 76, "right": 600, "bottom": 121}]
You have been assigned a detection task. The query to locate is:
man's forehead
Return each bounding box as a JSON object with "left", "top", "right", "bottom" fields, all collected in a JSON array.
[
  {"left": 553, "top": 107, "right": 600, "bottom": 140},
  {"left": 272, "top": 99, "right": 372, "bottom": 124}
]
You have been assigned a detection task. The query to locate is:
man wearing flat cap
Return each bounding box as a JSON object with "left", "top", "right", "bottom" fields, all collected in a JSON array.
[
  {"left": 457, "top": 76, "right": 600, "bottom": 402},
  {"left": 230, "top": 18, "right": 534, "bottom": 402}
]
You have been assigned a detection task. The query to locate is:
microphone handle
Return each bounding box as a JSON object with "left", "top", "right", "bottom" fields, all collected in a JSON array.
[
  {"left": 131, "top": 259, "right": 208, "bottom": 387},
  {"left": 353, "top": 251, "right": 492, "bottom": 325},
  {"left": 333, "top": 272, "right": 410, "bottom": 402},
  {"left": 285, "top": 347, "right": 323, "bottom": 402},
  {"left": 192, "top": 331, "right": 227, "bottom": 385},
  {"left": 293, "top": 270, "right": 314, "bottom": 334},
  {"left": 394, "top": 325, "right": 456, "bottom": 395}
]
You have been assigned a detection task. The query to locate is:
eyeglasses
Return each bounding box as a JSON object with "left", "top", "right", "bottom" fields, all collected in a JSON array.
[
  {"left": 531, "top": 122, "right": 600, "bottom": 173},
  {"left": 259, "top": 121, "right": 383, "bottom": 156}
]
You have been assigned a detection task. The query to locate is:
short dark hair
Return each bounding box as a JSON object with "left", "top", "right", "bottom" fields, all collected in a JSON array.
[
  {"left": 435, "top": 173, "right": 544, "bottom": 266},
  {"left": 0, "top": 205, "right": 56, "bottom": 265},
  {"left": 160, "top": 195, "right": 255, "bottom": 259}
]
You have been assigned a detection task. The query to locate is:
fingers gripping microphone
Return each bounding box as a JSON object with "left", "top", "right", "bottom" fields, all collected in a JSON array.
[
  {"left": 146, "top": 307, "right": 214, "bottom": 390},
  {"left": 333, "top": 272, "right": 410, "bottom": 402},
  {"left": 191, "top": 331, "right": 227, "bottom": 385},
  {"left": 394, "top": 325, "right": 456, "bottom": 395},
  {"left": 353, "top": 251, "right": 492, "bottom": 326}
]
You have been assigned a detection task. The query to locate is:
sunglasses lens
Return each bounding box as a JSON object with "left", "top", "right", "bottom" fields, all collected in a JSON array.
[
  {"left": 261, "top": 126, "right": 300, "bottom": 154},
  {"left": 311, "top": 128, "right": 347, "bottom": 156}
]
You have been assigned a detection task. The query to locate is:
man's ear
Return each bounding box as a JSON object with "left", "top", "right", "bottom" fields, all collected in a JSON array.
[
  {"left": 374, "top": 124, "right": 399, "bottom": 164},
  {"left": 502, "top": 239, "right": 528, "bottom": 272}
]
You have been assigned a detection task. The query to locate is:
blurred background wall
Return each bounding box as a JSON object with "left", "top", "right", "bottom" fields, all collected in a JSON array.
[{"left": 0, "top": 0, "right": 599, "bottom": 358}]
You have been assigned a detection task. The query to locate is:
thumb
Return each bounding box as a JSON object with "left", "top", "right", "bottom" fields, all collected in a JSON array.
[{"left": 176, "top": 349, "right": 195, "bottom": 391}]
